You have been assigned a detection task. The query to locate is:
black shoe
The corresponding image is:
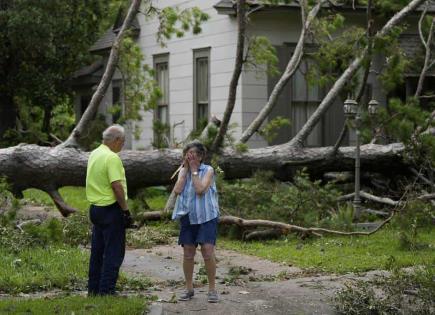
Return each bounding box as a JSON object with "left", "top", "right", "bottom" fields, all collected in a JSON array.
[{"left": 178, "top": 290, "right": 194, "bottom": 301}]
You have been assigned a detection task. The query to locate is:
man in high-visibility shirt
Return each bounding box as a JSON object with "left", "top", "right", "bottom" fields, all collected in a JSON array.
[{"left": 86, "top": 124, "right": 131, "bottom": 296}]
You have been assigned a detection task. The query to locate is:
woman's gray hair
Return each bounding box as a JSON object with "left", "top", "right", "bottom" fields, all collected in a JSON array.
[
  {"left": 183, "top": 140, "right": 207, "bottom": 161},
  {"left": 102, "top": 124, "right": 125, "bottom": 143}
]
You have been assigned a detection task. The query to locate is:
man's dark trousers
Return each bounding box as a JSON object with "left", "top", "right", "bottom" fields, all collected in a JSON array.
[{"left": 88, "top": 203, "right": 125, "bottom": 295}]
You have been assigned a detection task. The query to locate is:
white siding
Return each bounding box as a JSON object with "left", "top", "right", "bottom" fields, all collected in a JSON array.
[{"left": 132, "top": 0, "right": 240, "bottom": 149}]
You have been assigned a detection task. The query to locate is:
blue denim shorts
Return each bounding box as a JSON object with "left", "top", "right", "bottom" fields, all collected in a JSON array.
[{"left": 178, "top": 215, "right": 218, "bottom": 246}]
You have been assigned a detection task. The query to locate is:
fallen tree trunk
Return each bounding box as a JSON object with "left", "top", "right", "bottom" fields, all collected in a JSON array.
[
  {"left": 0, "top": 142, "right": 407, "bottom": 215},
  {"left": 1, "top": 142, "right": 406, "bottom": 191}
]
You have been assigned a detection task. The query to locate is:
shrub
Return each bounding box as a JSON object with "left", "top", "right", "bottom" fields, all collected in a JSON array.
[
  {"left": 393, "top": 199, "right": 434, "bottom": 251},
  {"left": 62, "top": 213, "right": 91, "bottom": 246},
  {"left": 218, "top": 169, "right": 341, "bottom": 227}
]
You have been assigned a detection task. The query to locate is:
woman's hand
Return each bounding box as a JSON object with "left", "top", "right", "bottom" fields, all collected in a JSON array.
[
  {"left": 182, "top": 154, "right": 189, "bottom": 170},
  {"left": 187, "top": 151, "right": 200, "bottom": 172}
]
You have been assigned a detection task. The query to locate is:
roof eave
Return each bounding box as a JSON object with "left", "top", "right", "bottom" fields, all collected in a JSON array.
[{"left": 213, "top": 0, "right": 435, "bottom": 16}]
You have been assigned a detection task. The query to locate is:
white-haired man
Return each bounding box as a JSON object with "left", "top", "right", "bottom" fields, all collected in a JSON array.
[{"left": 86, "top": 124, "right": 131, "bottom": 296}]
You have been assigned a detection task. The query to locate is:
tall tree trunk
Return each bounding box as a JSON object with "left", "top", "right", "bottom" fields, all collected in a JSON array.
[
  {"left": 211, "top": 0, "right": 246, "bottom": 152},
  {"left": 238, "top": 0, "right": 324, "bottom": 144},
  {"left": 60, "top": 0, "right": 142, "bottom": 148},
  {"left": 289, "top": 0, "right": 427, "bottom": 148}
]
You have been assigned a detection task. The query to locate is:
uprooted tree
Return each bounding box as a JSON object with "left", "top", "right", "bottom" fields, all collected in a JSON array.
[{"left": 0, "top": 0, "right": 434, "bottom": 236}]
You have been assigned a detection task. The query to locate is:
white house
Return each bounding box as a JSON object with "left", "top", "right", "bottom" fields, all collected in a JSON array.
[{"left": 72, "top": 0, "right": 434, "bottom": 150}]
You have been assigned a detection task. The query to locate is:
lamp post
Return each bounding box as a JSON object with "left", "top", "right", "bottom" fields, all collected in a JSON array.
[{"left": 343, "top": 98, "right": 379, "bottom": 220}]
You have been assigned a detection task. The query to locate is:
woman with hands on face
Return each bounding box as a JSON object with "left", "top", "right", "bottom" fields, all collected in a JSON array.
[{"left": 172, "top": 141, "right": 220, "bottom": 303}]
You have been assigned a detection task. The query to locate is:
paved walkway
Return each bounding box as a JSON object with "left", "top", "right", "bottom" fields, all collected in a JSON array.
[{"left": 121, "top": 244, "right": 357, "bottom": 315}]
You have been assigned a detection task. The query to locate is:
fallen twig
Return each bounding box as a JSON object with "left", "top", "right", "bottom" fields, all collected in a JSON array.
[
  {"left": 337, "top": 191, "right": 401, "bottom": 206},
  {"left": 16, "top": 219, "right": 42, "bottom": 232}
]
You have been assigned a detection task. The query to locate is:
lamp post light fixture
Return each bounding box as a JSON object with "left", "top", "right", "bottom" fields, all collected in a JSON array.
[
  {"left": 343, "top": 98, "right": 380, "bottom": 220},
  {"left": 343, "top": 99, "right": 358, "bottom": 118},
  {"left": 368, "top": 99, "right": 379, "bottom": 116}
]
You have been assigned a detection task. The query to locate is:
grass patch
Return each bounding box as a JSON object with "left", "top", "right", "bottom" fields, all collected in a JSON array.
[
  {"left": 0, "top": 295, "right": 150, "bottom": 315},
  {"left": 0, "top": 245, "right": 152, "bottom": 294},
  {"left": 143, "top": 187, "right": 169, "bottom": 210},
  {"left": 23, "top": 187, "right": 89, "bottom": 213},
  {"left": 220, "top": 227, "right": 435, "bottom": 274},
  {"left": 23, "top": 186, "right": 169, "bottom": 213},
  {"left": 0, "top": 245, "right": 88, "bottom": 293}
]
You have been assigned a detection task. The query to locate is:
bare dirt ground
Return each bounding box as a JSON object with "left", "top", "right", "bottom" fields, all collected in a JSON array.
[{"left": 122, "top": 243, "right": 385, "bottom": 315}]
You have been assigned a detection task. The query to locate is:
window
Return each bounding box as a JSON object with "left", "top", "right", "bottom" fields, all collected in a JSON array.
[
  {"left": 291, "top": 59, "right": 322, "bottom": 146},
  {"left": 153, "top": 54, "right": 170, "bottom": 146},
  {"left": 155, "top": 61, "right": 169, "bottom": 124},
  {"left": 194, "top": 49, "right": 210, "bottom": 130},
  {"left": 112, "top": 86, "right": 121, "bottom": 123}
]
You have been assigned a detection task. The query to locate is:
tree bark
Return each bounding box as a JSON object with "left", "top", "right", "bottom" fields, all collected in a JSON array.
[
  {"left": 289, "top": 0, "right": 427, "bottom": 147},
  {"left": 0, "top": 142, "right": 407, "bottom": 210},
  {"left": 211, "top": 0, "right": 246, "bottom": 152},
  {"left": 238, "top": 0, "right": 324, "bottom": 144},
  {"left": 60, "top": 0, "right": 142, "bottom": 148}
]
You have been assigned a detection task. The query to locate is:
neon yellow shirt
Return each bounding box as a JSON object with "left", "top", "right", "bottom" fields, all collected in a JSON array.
[{"left": 86, "top": 144, "right": 127, "bottom": 206}]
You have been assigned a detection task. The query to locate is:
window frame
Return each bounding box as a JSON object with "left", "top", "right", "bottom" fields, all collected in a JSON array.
[
  {"left": 111, "top": 83, "right": 122, "bottom": 123},
  {"left": 153, "top": 53, "right": 170, "bottom": 125},
  {"left": 193, "top": 48, "right": 211, "bottom": 130}
]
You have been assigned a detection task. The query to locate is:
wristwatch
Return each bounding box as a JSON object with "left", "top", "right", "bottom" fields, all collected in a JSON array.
[{"left": 192, "top": 171, "right": 199, "bottom": 176}]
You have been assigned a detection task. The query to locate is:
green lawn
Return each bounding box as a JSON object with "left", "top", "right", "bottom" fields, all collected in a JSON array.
[
  {"left": 0, "top": 245, "right": 151, "bottom": 294},
  {"left": 0, "top": 295, "right": 149, "bottom": 315},
  {"left": 23, "top": 187, "right": 89, "bottom": 213},
  {"left": 20, "top": 187, "right": 435, "bottom": 275},
  {"left": 23, "top": 186, "right": 168, "bottom": 213},
  {"left": 0, "top": 245, "right": 87, "bottom": 294},
  {"left": 220, "top": 227, "right": 435, "bottom": 274}
]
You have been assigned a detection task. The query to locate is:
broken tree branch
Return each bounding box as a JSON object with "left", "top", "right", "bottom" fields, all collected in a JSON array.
[
  {"left": 410, "top": 167, "right": 434, "bottom": 186},
  {"left": 135, "top": 211, "right": 394, "bottom": 237},
  {"left": 16, "top": 219, "right": 42, "bottom": 233},
  {"left": 47, "top": 189, "right": 78, "bottom": 217},
  {"left": 418, "top": 192, "right": 435, "bottom": 200},
  {"left": 360, "top": 191, "right": 400, "bottom": 206},
  {"left": 219, "top": 213, "right": 395, "bottom": 237},
  {"left": 337, "top": 191, "right": 401, "bottom": 206},
  {"left": 211, "top": 0, "right": 246, "bottom": 152}
]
